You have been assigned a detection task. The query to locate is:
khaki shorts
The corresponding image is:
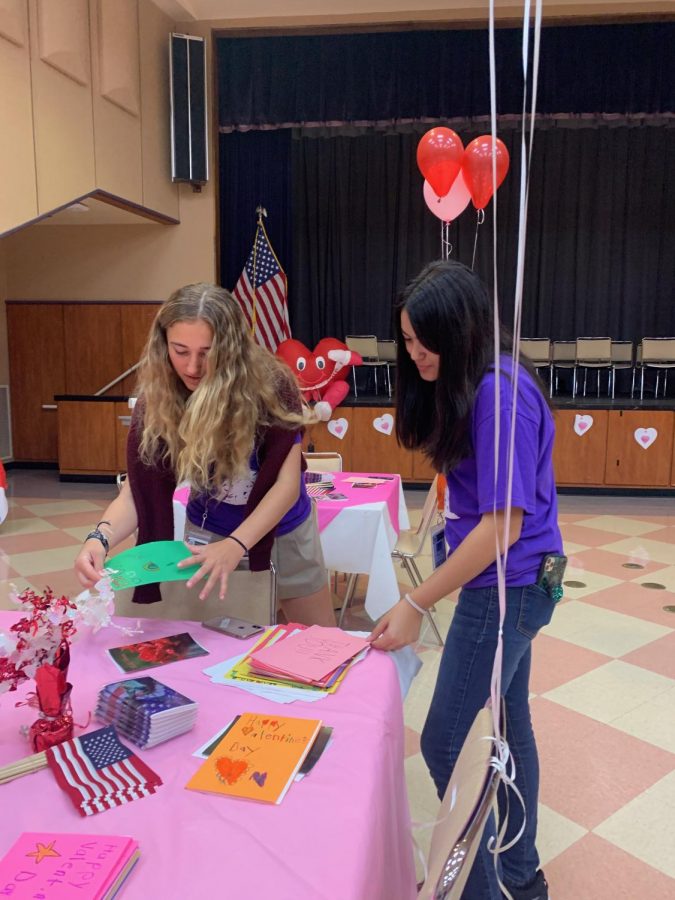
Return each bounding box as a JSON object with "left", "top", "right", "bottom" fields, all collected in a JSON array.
[{"left": 184, "top": 508, "right": 328, "bottom": 602}]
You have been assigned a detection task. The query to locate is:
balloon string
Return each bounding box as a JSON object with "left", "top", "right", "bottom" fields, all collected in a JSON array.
[
  {"left": 471, "top": 209, "right": 485, "bottom": 270},
  {"left": 441, "top": 220, "right": 452, "bottom": 259}
]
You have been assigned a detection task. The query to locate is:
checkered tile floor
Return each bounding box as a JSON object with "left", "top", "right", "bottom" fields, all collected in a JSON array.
[{"left": 1, "top": 472, "right": 674, "bottom": 897}]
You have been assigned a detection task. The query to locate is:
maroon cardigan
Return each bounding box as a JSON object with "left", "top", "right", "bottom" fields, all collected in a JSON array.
[{"left": 127, "top": 406, "right": 303, "bottom": 605}]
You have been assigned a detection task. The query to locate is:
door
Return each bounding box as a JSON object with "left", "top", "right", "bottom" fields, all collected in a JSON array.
[{"left": 604, "top": 410, "right": 674, "bottom": 486}]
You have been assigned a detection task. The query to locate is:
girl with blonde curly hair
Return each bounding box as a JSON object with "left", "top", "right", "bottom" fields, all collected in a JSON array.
[{"left": 74, "top": 283, "right": 336, "bottom": 627}]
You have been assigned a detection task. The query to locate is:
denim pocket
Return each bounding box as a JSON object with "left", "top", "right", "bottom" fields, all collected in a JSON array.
[{"left": 515, "top": 584, "right": 556, "bottom": 639}]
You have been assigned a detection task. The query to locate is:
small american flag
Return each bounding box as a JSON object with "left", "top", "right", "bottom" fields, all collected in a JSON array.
[
  {"left": 233, "top": 222, "right": 291, "bottom": 352},
  {"left": 46, "top": 726, "right": 162, "bottom": 816}
]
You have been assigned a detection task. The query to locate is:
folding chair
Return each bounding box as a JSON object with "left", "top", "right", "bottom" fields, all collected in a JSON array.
[
  {"left": 639, "top": 337, "right": 675, "bottom": 399},
  {"left": 574, "top": 337, "right": 612, "bottom": 398},
  {"left": 520, "top": 339, "right": 552, "bottom": 396},
  {"left": 391, "top": 475, "right": 444, "bottom": 646},
  {"left": 345, "top": 335, "right": 388, "bottom": 397},
  {"left": 376, "top": 339, "right": 397, "bottom": 397},
  {"left": 610, "top": 341, "right": 633, "bottom": 399},
  {"left": 304, "top": 451, "right": 343, "bottom": 473},
  {"left": 550, "top": 341, "right": 576, "bottom": 396}
]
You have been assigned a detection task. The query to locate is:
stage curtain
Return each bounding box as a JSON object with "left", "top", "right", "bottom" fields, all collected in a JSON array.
[{"left": 217, "top": 23, "right": 674, "bottom": 130}]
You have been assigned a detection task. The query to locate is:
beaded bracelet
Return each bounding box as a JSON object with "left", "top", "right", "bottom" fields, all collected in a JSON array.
[{"left": 403, "top": 593, "right": 426, "bottom": 615}]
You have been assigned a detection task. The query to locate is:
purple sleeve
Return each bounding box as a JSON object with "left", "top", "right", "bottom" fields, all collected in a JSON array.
[{"left": 472, "top": 376, "right": 538, "bottom": 515}]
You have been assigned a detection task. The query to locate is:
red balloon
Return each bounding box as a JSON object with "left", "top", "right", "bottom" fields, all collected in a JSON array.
[
  {"left": 461, "top": 136, "right": 510, "bottom": 210},
  {"left": 416, "top": 128, "right": 464, "bottom": 198}
]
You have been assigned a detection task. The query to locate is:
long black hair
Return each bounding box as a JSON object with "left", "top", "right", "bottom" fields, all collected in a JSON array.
[{"left": 395, "top": 259, "right": 549, "bottom": 472}]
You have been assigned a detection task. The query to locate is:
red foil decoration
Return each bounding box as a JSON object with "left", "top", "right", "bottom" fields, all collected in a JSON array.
[{"left": 28, "top": 642, "right": 74, "bottom": 751}]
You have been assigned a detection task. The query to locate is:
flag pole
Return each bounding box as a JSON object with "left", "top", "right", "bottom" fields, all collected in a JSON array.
[{"left": 250, "top": 205, "right": 267, "bottom": 336}]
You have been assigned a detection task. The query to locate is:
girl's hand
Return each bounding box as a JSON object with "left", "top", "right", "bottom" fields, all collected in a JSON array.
[
  {"left": 368, "top": 599, "right": 423, "bottom": 651},
  {"left": 179, "top": 538, "right": 246, "bottom": 601},
  {"left": 74, "top": 540, "right": 107, "bottom": 588}
]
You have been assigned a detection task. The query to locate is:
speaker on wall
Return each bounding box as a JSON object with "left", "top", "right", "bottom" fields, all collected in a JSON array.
[{"left": 170, "top": 33, "right": 208, "bottom": 185}]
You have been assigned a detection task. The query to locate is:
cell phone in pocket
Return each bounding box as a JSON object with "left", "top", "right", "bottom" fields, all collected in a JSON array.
[
  {"left": 536, "top": 553, "right": 567, "bottom": 601},
  {"left": 430, "top": 523, "right": 447, "bottom": 570},
  {"left": 201, "top": 616, "right": 266, "bottom": 639}
]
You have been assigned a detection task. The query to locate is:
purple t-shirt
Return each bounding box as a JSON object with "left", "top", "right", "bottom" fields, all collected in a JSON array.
[
  {"left": 444, "top": 357, "right": 562, "bottom": 588},
  {"left": 186, "top": 434, "right": 310, "bottom": 539}
]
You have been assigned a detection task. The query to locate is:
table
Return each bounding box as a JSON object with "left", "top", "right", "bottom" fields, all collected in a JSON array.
[
  {"left": 315, "top": 472, "right": 410, "bottom": 621},
  {"left": 173, "top": 473, "right": 409, "bottom": 622},
  {"left": 0, "top": 612, "right": 417, "bottom": 900}
]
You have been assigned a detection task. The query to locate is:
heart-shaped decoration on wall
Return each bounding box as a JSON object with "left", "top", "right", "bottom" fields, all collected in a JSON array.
[
  {"left": 574, "top": 414, "right": 593, "bottom": 436},
  {"left": 634, "top": 427, "right": 657, "bottom": 450},
  {"left": 327, "top": 417, "right": 348, "bottom": 440},
  {"left": 373, "top": 413, "right": 394, "bottom": 436}
]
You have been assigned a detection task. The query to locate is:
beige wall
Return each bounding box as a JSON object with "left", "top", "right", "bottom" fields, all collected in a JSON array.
[
  {"left": 0, "top": 244, "right": 8, "bottom": 385},
  {"left": 3, "top": 181, "right": 215, "bottom": 301}
]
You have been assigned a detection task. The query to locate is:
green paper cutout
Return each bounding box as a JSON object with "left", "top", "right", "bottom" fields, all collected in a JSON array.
[{"left": 106, "top": 541, "right": 198, "bottom": 589}]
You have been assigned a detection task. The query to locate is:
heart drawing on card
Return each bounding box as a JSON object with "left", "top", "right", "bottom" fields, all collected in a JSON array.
[
  {"left": 327, "top": 417, "right": 348, "bottom": 440},
  {"left": 373, "top": 413, "right": 394, "bottom": 436},
  {"left": 634, "top": 427, "right": 657, "bottom": 450},
  {"left": 216, "top": 757, "right": 248, "bottom": 785},
  {"left": 251, "top": 771, "right": 267, "bottom": 788},
  {"left": 574, "top": 414, "right": 593, "bottom": 436}
]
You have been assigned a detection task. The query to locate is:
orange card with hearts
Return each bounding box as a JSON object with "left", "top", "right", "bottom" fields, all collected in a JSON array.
[{"left": 185, "top": 712, "right": 322, "bottom": 804}]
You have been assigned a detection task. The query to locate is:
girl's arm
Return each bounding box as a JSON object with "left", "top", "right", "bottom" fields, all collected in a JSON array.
[
  {"left": 180, "top": 442, "right": 302, "bottom": 601},
  {"left": 73, "top": 478, "right": 139, "bottom": 587},
  {"left": 369, "top": 506, "right": 524, "bottom": 651}
]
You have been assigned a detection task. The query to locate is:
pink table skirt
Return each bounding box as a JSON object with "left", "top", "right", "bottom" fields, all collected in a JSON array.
[{"left": 0, "top": 612, "right": 417, "bottom": 900}]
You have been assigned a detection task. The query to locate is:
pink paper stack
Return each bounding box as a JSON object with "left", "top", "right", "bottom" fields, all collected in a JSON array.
[{"left": 248, "top": 626, "right": 369, "bottom": 688}]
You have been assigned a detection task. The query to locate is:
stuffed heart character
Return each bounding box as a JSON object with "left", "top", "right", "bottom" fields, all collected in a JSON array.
[{"left": 277, "top": 338, "right": 362, "bottom": 421}]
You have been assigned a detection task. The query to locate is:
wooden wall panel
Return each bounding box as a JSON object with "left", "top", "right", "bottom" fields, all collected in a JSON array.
[
  {"left": 58, "top": 400, "right": 117, "bottom": 472},
  {"left": 63, "top": 304, "right": 122, "bottom": 393},
  {"left": 90, "top": 0, "right": 142, "bottom": 202},
  {"left": 7, "top": 303, "right": 65, "bottom": 460},
  {"left": 117, "top": 303, "right": 159, "bottom": 394},
  {"left": 115, "top": 400, "right": 131, "bottom": 471},
  {"left": 28, "top": 0, "right": 95, "bottom": 213},
  {"left": 604, "top": 410, "right": 674, "bottom": 487},
  {"left": 350, "top": 407, "right": 414, "bottom": 478},
  {"left": 0, "top": 0, "right": 37, "bottom": 234},
  {"left": 303, "top": 408, "right": 354, "bottom": 472},
  {"left": 553, "top": 409, "right": 609, "bottom": 485}
]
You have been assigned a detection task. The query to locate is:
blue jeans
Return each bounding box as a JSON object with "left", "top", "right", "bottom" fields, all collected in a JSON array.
[{"left": 420, "top": 584, "right": 556, "bottom": 899}]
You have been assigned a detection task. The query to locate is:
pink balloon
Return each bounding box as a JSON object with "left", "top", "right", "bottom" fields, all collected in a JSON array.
[{"left": 423, "top": 171, "right": 471, "bottom": 222}]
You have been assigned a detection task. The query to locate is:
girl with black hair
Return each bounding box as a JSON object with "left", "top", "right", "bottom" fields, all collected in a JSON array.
[{"left": 369, "top": 260, "right": 561, "bottom": 900}]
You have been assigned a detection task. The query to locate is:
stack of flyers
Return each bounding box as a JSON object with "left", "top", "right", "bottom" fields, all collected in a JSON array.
[{"left": 95, "top": 677, "right": 198, "bottom": 749}]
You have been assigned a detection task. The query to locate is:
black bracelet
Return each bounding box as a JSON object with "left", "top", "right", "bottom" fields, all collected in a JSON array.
[
  {"left": 85, "top": 529, "right": 110, "bottom": 556},
  {"left": 224, "top": 534, "right": 248, "bottom": 554}
]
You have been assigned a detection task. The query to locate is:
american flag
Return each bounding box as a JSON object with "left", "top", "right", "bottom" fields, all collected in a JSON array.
[
  {"left": 46, "top": 726, "right": 162, "bottom": 816},
  {"left": 232, "top": 223, "right": 291, "bottom": 352}
]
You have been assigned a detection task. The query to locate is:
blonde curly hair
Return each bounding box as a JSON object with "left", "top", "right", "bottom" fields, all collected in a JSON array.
[{"left": 136, "top": 283, "right": 304, "bottom": 491}]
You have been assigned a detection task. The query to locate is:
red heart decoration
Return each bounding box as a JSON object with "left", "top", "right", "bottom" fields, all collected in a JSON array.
[{"left": 216, "top": 756, "right": 248, "bottom": 784}]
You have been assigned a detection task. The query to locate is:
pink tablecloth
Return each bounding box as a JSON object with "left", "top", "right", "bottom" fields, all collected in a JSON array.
[
  {"left": 0, "top": 612, "right": 417, "bottom": 900},
  {"left": 315, "top": 472, "right": 402, "bottom": 534}
]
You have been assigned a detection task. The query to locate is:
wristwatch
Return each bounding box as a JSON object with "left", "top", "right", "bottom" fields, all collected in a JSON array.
[{"left": 84, "top": 528, "right": 110, "bottom": 556}]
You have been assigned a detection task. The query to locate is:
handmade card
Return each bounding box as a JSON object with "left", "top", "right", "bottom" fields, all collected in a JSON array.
[
  {"left": 249, "top": 625, "right": 369, "bottom": 684},
  {"left": 185, "top": 712, "right": 322, "bottom": 804},
  {"left": 107, "top": 633, "right": 209, "bottom": 673},
  {"left": 0, "top": 833, "right": 139, "bottom": 899},
  {"left": 105, "top": 541, "right": 197, "bottom": 589}
]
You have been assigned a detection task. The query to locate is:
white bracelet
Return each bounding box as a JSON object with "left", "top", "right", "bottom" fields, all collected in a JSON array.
[{"left": 403, "top": 593, "right": 426, "bottom": 615}]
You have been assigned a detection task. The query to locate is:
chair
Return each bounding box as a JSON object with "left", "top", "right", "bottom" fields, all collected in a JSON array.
[
  {"left": 419, "top": 706, "right": 500, "bottom": 899},
  {"left": 574, "top": 337, "right": 612, "bottom": 398},
  {"left": 390, "top": 475, "right": 444, "bottom": 646},
  {"left": 345, "top": 335, "right": 388, "bottom": 397},
  {"left": 520, "top": 338, "right": 552, "bottom": 396},
  {"left": 639, "top": 337, "right": 675, "bottom": 399},
  {"left": 610, "top": 341, "right": 633, "bottom": 399},
  {"left": 304, "top": 451, "right": 343, "bottom": 473},
  {"left": 113, "top": 558, "right": 278, "bottom": 626},
  {"left": 376, "top": 339, "right": 397, "bottom": 397},
  {"left": 550, "top": 341, "right": 576, "bottom": 395}
]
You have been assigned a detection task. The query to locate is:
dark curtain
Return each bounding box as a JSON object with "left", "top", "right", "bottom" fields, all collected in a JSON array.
[
  {"left": 218, "top": 129, "right": 292, "bottom": 291},
  {"left": 217, "top": 23, "right": 674, "bottom": 128},
  {"left": 289, "top": 123, "right": 675, "bottom": 346}
]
